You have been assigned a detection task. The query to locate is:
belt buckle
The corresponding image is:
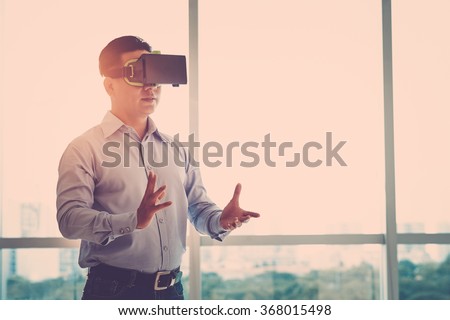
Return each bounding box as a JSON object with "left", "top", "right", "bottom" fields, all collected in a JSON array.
[{"left": 154, "top": 270, "right": 175, "bottom": 291}]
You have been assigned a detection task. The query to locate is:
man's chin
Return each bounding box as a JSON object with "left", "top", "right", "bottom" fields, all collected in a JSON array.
[{"left": 140, "top": 103, "right": 157, "bottom": 115}]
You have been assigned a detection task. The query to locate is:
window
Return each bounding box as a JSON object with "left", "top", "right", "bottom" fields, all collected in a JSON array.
[
  {"left": 392, "top": 0, "right": 450, "bottom": 233},
  {"left": 1, "top": 0, "right": 189, "bottom": 238},
  {"left": 4, "top": 248, "right": 86, "bottom": 299},
  {"left": 1, "top": 0, "right": 450, "bottom": 300},
  {"left": 398, "top": 245, "right": 450, "bottom": 300},
  {"left": 201, "top": 245, "right": 381, "bottom": 299},
  {"left": 198, "top": 0, "right": 385, "bottom": 236},
  {"left": 0, "top": 0, "right": 189, "bottom": 298}
]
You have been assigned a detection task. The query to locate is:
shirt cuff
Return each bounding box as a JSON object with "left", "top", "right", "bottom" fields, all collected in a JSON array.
[
  {"left": 104, "top": 211, "right": 137, "bottom": 245},
  {"left": 208, "top": 213, "right": 230, "bottom": 241}
]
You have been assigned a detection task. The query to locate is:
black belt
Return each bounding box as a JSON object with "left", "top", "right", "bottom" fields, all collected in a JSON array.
[{"left": 89, "top": 264, "right": 182, "bottom": 291}]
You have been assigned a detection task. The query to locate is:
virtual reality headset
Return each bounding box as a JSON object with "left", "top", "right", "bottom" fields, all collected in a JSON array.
[{"left": 106, "top": 53, "right": 187, "bottom": 87}]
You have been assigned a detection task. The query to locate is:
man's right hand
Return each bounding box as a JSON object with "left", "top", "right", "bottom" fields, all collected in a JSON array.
[{"left": 136, "top": 170, "right": 172, "bottom": 229}]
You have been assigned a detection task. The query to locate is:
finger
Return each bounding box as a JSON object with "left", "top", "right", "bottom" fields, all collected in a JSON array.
[
  {"left": 157, "top": 190, "right": 166, "bottom": 201},
  {"left": 239, "top": 216, "right": 251, "bottom": 223},
  {"left": 228, "top": 218, "right": 241, "bottom": 229},
  {"left": 226, "top": 222, "right": 235, "bottom": 231},
  {"left": 144, "top": 170, "right": 157, "bottom": 198},
  {"left": 231, "top": 183, "right": 242, "bottom": 204},
  {"left": 243, "top": 211, "right": 260, "bottom": 218},
  {"left": 151, "top": 185, "right": 167, "bottom": 202},
  {"left": 154, "top": 201, "right": 173, "bottom": 212}
]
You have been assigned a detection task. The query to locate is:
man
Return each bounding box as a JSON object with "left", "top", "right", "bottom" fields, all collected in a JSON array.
[{"left": 56, "top": 35, "right": 260, "bottom": 300}]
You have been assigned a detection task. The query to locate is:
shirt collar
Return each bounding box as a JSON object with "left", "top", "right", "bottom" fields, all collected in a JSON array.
[{"left": 100, "top": 111, "right": 169, "bottom": 143}]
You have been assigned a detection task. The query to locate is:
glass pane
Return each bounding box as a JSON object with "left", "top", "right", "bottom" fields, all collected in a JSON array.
[
  {"left": 398, "top": 245, "right": 450, "bottom": 300},
  {"left": 2, "top": 248, "right": 86, "bottom": 299},
  {"left": 0, "top": 0, "right": 189, "bottom": 237},
  {"left": 201, "top": 245, "right": 382, "bottom": 299},
  {"left": 392, "top": 0, "right": 450, "bottom": 232},
  {"left": 198, "top": 0, "right": 385, "bottom": 235}
]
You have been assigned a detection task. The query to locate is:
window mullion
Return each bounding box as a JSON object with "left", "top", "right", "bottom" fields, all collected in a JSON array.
[{"left": 382, "top": 0, "right": 399, "bottom": 300}]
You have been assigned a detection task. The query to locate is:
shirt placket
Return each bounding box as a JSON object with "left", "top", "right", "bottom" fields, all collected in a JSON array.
[{"left": 141, "top": 134, "right": 170, "bottom": 271}]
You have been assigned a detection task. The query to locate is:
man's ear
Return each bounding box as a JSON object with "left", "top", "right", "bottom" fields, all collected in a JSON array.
[{"left": 103, "top": 78, "right": 114, "bottom": 96}]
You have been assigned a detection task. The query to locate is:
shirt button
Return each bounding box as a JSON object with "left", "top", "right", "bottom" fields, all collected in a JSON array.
[
  {"left": 120, "top": 228, "right": 125, "bottom": 234},
  {"left": 163, "top": 246, "right": 168, "bottom": 251},
  {"left": 146, "top": 165, "right": 152, "bottom": 171},
  {"left": 159, "top": 218, "right": 164, "bottom": 223},
  {"left": 126, "top": 227, "right": 131, "bottom": 232}
]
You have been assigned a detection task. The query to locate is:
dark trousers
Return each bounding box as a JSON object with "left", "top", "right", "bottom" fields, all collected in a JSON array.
[{"left": 81, "top": 264, "right": 184, "bottom": 300}]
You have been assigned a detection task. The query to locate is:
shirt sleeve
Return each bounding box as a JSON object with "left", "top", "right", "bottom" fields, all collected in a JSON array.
[
  {"left": 183, "top": 148, "right": 230, "bottom": 241},
  {"left": 56, "top": 141, "right": 137, "bottom": 245}
]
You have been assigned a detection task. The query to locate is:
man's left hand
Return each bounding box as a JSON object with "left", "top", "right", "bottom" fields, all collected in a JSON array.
[{"left": 220, "top": 183, "right": 260, "bottom": 230}]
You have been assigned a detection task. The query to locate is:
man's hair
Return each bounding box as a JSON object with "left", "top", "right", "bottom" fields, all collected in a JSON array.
[{"left": 99, "top": 35, "right": 152, "bottom": 76}]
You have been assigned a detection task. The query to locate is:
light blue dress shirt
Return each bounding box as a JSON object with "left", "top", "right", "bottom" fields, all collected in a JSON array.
[{"left": 57, "top": 111, "right": 227, "bottom": 273}]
